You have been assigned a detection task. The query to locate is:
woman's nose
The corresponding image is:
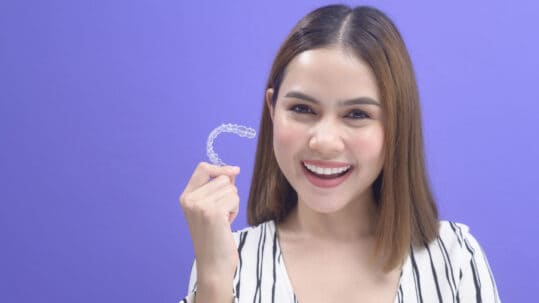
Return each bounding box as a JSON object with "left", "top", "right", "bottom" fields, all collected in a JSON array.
[{"left": 308, "top": 119, "right": 345, "bottom": 156}]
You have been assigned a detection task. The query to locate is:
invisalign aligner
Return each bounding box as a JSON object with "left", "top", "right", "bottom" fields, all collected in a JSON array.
[{"left": 206, "top": 123, "right": 256, "bottom": 166}]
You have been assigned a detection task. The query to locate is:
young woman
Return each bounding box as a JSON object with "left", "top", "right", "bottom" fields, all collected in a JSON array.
[{"left": 179, "top": 5, "right": 500, "bottom": 303}]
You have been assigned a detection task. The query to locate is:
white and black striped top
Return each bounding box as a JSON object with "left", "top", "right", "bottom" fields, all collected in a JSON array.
[{"left": 180, "top": 220, "right": 500, "bottom": 302}]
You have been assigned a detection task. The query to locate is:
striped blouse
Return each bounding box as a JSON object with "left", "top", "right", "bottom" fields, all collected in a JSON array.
[{"left": 180, "top": 220, "right": 500, "bottom": 302}]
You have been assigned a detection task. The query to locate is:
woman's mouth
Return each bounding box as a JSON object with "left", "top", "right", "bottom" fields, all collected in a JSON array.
[{"left": 301, "top": 160, "right": 353, "bottom": 187}]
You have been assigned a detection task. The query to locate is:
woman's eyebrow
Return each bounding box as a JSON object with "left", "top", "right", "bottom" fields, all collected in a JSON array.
[{"left": 284, "top": 91, "right": 380, "bottom": 107}]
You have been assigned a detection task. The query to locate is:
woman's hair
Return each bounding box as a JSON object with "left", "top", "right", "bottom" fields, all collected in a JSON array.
[{"left": 247, "top": 4, "right": 439, "bottom": 271}]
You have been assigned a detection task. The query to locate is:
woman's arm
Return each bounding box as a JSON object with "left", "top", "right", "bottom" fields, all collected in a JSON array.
[
  {"left": 178, "top": 162, "right": 241, "bottom": 303},
  {"left": 179, "top": 260, "right": 235, "bottom": 303}
]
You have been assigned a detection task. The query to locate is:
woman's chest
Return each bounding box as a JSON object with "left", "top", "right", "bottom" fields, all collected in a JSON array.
[{"left": 280, "top": 242, "right": 401, "bottom": 303}]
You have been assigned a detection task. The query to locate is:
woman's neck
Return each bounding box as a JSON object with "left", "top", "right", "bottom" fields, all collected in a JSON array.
[{"left": 282, "top": 190, "right": 378, "bottom": 242}]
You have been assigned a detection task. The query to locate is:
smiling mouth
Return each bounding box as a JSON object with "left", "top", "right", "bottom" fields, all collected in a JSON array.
[{"left": 302, "top": 162, "right": 352, "bottom": 179}]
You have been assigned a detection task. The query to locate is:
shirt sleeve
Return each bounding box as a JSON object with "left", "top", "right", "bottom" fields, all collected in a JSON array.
[
  {"left": 456, "top": 223, "right": 501, "bottom": 302},
  {"left": 178, "top": 260, "right": 198, "bottom": 303},
  {"left": 178, "top": 259, "right": 238, "bottom": 303}
]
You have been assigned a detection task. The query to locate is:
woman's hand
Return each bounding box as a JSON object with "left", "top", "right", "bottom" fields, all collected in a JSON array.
[{"left": 179, "top": 162, "right": 241, "bottom": 283}]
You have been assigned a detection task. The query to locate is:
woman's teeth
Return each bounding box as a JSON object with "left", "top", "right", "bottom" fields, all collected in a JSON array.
[{"left": 303, "top": 163, "right": 351, "bottom": 176}]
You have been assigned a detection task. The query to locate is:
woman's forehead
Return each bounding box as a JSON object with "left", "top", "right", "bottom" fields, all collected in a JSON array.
[{"left": 280, "top": 48, "right": 380, "bottom": 102}]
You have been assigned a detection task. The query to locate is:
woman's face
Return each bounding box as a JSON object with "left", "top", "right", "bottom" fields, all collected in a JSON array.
[{"left": 266, "top": 47, "right": 384, "bottom": 214}]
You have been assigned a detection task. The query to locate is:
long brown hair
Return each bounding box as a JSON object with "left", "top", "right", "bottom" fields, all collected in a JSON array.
[{"left": 247, "top": 5, "right": 439, "bottom": 271}]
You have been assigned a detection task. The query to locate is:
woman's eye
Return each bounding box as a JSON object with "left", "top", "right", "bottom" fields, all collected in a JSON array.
[
  {"left": 290, "top": 104, "right": 314, "bottom": 114},
  {"left": 346, "top": 110, "right": 370, "bottom": 119}
]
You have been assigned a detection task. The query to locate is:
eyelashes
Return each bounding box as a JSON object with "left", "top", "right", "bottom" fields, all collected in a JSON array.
[
  {"left": 289, "top": 104, "right": 371, "bottom": 119},
  {"left": 290, "top": 104, "right": 314, "bottom": 114},
  {"left": 345, "top": 110, "right": 370, "bottom": 119}
]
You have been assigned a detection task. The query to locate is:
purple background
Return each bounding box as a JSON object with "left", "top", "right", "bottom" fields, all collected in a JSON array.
[{"left": 1, "top": 0, "right": 537, "bottom": 302}]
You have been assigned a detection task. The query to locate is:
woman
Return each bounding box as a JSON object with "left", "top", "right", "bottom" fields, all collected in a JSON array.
[{"left": 179, "top": 5, "right": 500, "bottom": 303}]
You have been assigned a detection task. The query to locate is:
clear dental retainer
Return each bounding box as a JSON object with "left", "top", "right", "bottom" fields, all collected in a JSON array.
[{"left": 206, "top": 123, "right": 257, "bottom": 166}]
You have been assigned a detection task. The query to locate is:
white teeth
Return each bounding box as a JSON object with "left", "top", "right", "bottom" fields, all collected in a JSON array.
[{"left": 303, "top": 163, "right": 351, "bottom": 175}]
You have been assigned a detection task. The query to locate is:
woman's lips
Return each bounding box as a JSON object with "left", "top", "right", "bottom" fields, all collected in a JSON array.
[
  {"left": 302, "top": 159, "right": 351, "bottom": 168},
  {"left": 301, "top": 161, "right": 353, "bottom": 188}
]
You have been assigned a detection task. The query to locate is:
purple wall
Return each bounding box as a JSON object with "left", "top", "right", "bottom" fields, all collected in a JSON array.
[{"left": 1, "top": 0, "right": 537, "bottom": 301}]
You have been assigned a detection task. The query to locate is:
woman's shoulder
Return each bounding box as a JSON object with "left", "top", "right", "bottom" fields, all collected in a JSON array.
[
  {"left": 231, "top": 220, "right": 276, "bottom": 246},
  {"left": 436, "top": 219, "right": 476, "bottom": 250},
  {"left": 405, "top": 220, "right": 500, "bottom": 301},
  {"left": 438, "top": 219, "right": 470, "bottom": 234},
  {"left": 412, "top": 219, "right": 489, "bottom": 265},
  {"left": 232, "top": 220, "right": 275, "bottom": 235},
  {"left": 437, "top": 219, "right": 471, "bottom": 245}
]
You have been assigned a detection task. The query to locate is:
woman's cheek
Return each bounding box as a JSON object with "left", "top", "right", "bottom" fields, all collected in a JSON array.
[
  {"left": 352, "top": 124, "right": 384, "bottom": 164},
  {"left": 273, "top": 114, "right": 305, "bottom": 146}
]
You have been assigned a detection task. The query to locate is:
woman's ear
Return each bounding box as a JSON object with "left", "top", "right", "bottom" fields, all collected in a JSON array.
[{"left": 265, "top": 88, "right": 275, "bottom": 121}]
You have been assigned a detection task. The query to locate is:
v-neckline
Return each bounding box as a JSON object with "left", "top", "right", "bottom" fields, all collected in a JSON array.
[{"left": 269, "top": 220, "right": 409, "bottom": 303}]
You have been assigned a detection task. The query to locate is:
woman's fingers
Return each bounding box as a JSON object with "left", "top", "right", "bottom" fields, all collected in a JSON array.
[
  {"left": 178, "top": 162, "right": 242, "bottom": 281},
  {"left": 183, "top": 162, "right": 239, "bottom": 194},
  {"left": 183, "top": 180, "right": 239, "bottom": 222},
  {"left": 180, "top": 162, "right": 241, "bottom": 226},
  {"left": 180, "top": 162, "right": 240, "bottom": 213},
  {"left": 211, "top": 186, "right": 240, "bottom": 223},
  {"left": 181, "top": 175, "right": 233, "bottom": 207}
]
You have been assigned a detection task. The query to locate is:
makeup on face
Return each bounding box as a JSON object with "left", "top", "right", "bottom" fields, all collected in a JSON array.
[
  {"left": 271, "top": 48, "right": 384, "bottom": 213},
  {"left": 301, "top": 160, "right": 353, "bottom": 188}
]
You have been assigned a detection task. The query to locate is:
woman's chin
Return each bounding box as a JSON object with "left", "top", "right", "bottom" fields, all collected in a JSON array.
[{"left": 298, "top": 198, "right": 349, "bottom": 215}]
